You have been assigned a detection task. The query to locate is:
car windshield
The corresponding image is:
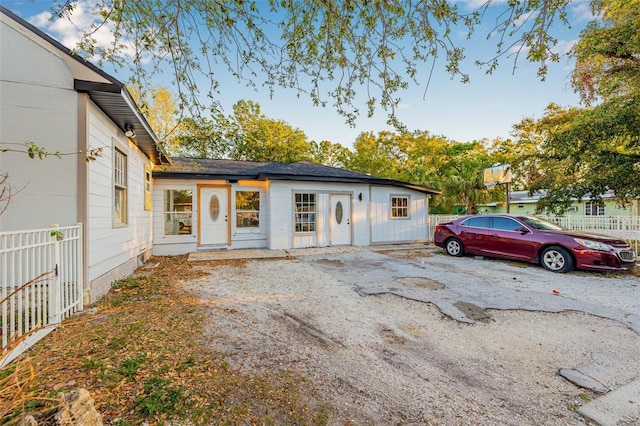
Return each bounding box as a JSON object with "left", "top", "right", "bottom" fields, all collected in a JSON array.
[{"left": 517, "top": 216, "right": 564, "bottom": 231}]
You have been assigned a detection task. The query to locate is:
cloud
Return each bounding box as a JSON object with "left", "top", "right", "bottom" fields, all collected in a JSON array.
[
  {"left": 552, "top": 39, "right": 577, "bottom": 56},
  {"left": 26, "top": 1, "right": 136, "bottom": 59},
  {"left": 569, "top": 0, "right": 597, "bottom": 22}
]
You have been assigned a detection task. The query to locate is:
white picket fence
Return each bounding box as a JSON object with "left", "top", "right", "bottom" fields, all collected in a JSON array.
[
  {"left": 428, "top": 215, "right": 640, "bottom": 255},
  {"left": 0, "top": 224, "right": 83, "bottom": 367}
]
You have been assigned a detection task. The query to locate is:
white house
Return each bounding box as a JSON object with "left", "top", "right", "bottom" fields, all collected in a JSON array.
[
  {"left": 1, "top": 6, "right": 439, "bottom": 302},
  {"left": 0, "top": 7, "right": 164, "bottom": 302},
  {"left": 152, "top": 158, "right": 439, "bottom": 255}
]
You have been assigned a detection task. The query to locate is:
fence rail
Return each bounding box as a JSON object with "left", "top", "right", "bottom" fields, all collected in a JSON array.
[
  {"left": 428, "top": 215, "right": 640, "bottom": 255},
  {"left": 1, "top": 224, "right": 83, "bottom": 367}
]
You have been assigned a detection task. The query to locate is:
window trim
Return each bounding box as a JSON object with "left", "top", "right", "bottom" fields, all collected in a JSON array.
[
  {"left": 113, "top": 146, "right": 128, "bottom": 227},
  {"left": 294, "top": 192, "right": 317, "bottom": 233},
  {"left": 235, "top": 190, "right": 260, "bottom": 230},
  {"left": 163, "top": 189, "right": 194, "bottom": 236},
  {"left": 390, "top": 194, "right": 410, "bottom": 219},
  {"left": 585, "top": 201, "right": 605, "bottom": 216}
]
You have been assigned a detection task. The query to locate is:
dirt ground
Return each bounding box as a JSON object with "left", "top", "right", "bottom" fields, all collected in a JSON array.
[{"left": 186, "top": 246, "right": 640, "bottom": 425}]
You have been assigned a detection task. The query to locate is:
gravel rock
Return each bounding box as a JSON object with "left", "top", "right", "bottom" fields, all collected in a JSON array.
[{"left": 186, "top": 248, "right": 640, "bottom": 425}]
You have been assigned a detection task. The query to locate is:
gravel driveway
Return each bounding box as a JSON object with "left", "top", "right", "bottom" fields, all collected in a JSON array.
[{"left": 186, "top": 245, "right": 640, "bottom": 425}]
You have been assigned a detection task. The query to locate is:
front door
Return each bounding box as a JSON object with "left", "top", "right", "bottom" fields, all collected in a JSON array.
[
  {"left": 199, "top": 186, "right": 229, "bottom": 246},
  {"left": 330, "top": 194, "right": 351, "bottom": 246}
]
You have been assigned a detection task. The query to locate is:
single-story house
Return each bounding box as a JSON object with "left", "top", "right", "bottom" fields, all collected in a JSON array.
[
  {"left": 152, "top": 158, "right": 440, "bottom": 255},
  {"left": 479, "top": 190, "right": 638, "bottom": 216},
  {"left": 1, "top": 6, "right": 440, "bottom": 302}
]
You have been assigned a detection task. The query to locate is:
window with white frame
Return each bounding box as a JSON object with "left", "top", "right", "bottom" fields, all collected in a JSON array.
[
  {"left": 585, "top": 201, "right": 605, "bottom": 216},
  {"left": 236, "top": 191, "right": 260, "bottom": 228},
  {"left": 391, "top": 195, "right": 409, "bottom": 218},
  {"left": 113, "top": 148, "right": 127, "bottom": 225},
  {"left": 295, "top": 193, "right": 316, "bottom": 232},
  {"left": 163, "top": 190, "right": 193, "bottom": 235}
]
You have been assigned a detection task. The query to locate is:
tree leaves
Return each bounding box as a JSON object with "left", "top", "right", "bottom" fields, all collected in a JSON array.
[{"left": 55, "top": 0, "right": 573, "bottom": 126}]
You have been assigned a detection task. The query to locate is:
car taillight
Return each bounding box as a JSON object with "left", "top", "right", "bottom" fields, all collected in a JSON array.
[{"left": 435, "top": 225, "right": 441, "bottom": 231}]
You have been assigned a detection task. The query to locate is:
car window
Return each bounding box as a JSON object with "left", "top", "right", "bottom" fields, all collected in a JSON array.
[
  {"left": 517, "top": 216, "right": 563, "bottom": 230},
  {"left": 462, "top": 216, "right": 491, "bottom": 229},
  {"left": 491, "top": 217, "right": 522, "bottom": 231}
]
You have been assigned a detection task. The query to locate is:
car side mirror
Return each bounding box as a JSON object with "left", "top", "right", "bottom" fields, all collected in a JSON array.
[{"left": 515, "top": 226, "right": 530, "bottom": 234}]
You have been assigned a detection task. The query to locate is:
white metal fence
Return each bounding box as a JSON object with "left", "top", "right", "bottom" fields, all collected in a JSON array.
[
  {"left": 428, "top": 215, "right": 640, "bottom": 255},
  {"left": 0, "top": 224, "right": 83, "bottom": 367}
]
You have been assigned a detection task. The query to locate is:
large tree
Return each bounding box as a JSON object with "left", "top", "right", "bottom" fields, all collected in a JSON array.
[
  {"left": 520, "top": 0, "right": 640, "bottom": 212},
  {"left": 55, "top": 0, "right": 573, "bottom": 126},
  {"left": 227, "top": 100, "right": 311, "bottom": 162}
]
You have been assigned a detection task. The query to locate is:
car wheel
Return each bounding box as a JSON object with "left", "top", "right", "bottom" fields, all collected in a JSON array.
[
  {"left": 541, "top": 246, "right": 574, "bottom": 273},
  {"left": 445, "top": 238, "right": 464, "bottom": 257}
]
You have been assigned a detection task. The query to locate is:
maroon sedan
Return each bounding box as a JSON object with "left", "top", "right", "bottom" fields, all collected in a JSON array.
[{"left": 433, "top": 214, "right": 637, "bottom": 272}]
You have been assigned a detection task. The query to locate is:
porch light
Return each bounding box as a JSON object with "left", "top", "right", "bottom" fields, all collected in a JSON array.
[{"left": 124, "top": 124, "right": 136, "bottom": 139}]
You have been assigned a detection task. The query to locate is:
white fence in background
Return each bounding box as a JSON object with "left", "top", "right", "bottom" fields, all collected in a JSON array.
[
  {"left": 0, "top": 224, "right": 83, "bottom": 367},
  {"left": 428, "top": 215, "right": 640, "bottom": 255}
]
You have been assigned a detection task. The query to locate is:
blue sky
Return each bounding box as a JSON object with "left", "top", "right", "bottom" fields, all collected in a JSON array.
[{"left": 2, "top": 0, "right": 594, "bottom": 147}]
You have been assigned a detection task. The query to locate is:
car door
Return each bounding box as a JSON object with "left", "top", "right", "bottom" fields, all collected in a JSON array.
[
  {"left": 483, "top": 217, "right": 533, "bottom": 260},
  {"left": 458, "top": 216, "right": 491, "bottom": 254}
]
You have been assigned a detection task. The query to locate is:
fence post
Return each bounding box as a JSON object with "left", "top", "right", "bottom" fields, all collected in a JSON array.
[
  {"left": 48, "top": 224, "right": 61, "bottom": 324},
  {"left": 77, "top": 223, "right": 84, "bottom": 311}
]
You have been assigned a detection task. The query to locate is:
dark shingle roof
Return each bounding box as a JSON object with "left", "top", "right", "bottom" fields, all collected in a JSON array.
[{"left": 154, "top": 158, "right": 440, "bottom": 194}]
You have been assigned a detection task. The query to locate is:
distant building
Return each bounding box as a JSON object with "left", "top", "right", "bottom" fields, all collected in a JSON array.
[{"left": 479, "top": 190, "right": 638, "bottom": 216}]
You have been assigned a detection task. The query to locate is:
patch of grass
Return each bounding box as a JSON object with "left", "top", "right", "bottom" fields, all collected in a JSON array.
[
  {"left": 136, "top": 376, "right": 186, "bottom": 417},
  {"left": 113, "top": 276, "right": 143, "bottom": 289},
  {"left": 579, "top": 392, "right": 592, "bottom": 403},
  {"left": 118, "top": 354, "right": 147, "bottom": 378},
  {"left": 82, "top": 357, "right": 106, "bottom": 371}
]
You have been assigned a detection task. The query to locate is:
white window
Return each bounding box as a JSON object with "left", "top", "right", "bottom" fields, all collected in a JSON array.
[
  {"left": 236, "top": 191, "right": 260, "bottom": 228},
  {"left": 585, "top": 201, "right": 605, "bottom": 216},
  {"left": 391, "top": 195, "right": 409, "bottom": 219},
  {"left": 295, "top": 193, "right": 316, "bottom": 232},
  {"left": 164, "top": 190, "right": 193, "bottom": 235},
  {"left": 113, "top": 148, "right": 127, "bottom": 225}
]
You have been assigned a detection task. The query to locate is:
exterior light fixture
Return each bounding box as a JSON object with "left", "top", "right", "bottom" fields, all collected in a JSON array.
[
  {"left": 358, "top": 193, "right": 363, "bottom": 201},
  {"left": 124, "top": 124, "right": 136, "bottom": 139}
]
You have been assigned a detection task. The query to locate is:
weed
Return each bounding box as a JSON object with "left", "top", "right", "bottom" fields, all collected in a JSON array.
[
  {"left": 136, "top": 377, "right": 185, "bottom": 417},
  {"left": 97, "top": 368, "right": 119, "bottom": 384},
  {"left": 113, "top": 276, "right": 142, "bottom": 289},
  {"left": 83, "top": 357, "right": 106, "bottom": 371},
  {"left": 183, "top": 356, "right": 196, "bottom": 367},
  {"left": 108, "top": 337, "right": 127, "bottom": 351},
  {"left": 118, "top": 354, "right": 147, "bottom": 378},
  {"left": 579, "top": 393, "right": 592, "bottom": 403}
]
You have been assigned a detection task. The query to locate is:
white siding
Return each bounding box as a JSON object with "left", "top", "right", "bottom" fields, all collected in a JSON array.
[
  {"left": 370, "top": 186, "right": 428, "bottom": 244},
  {"left": 152, "top": 179, "right": 269, "bottom": 255},
  {"left": 0, "top": 18, "right": 79, "bottom": 230},
  {"left": 151, "top": 178, "right": 429, "bottom": 252},
  {"left": 152, "top": 179, "right": 200, "bottom": 255},
  {"left": 268, "top": 181, "right": 371, "bottom": 250},
  {"left": 86, "top": 105, "right": 153, "bottom": 287}
]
